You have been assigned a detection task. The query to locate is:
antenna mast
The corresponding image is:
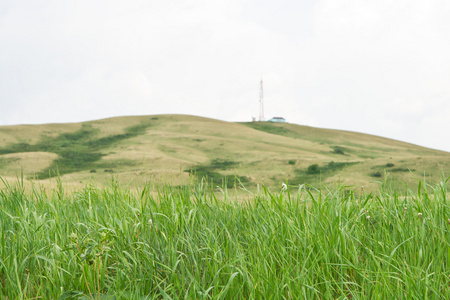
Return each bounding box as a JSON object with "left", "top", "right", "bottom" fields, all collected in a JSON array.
[{"left": 259, "top": 79, "right": 264, "bottom": 121}]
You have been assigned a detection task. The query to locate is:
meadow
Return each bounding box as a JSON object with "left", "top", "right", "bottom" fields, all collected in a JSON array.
[
  {"left": 1, "top": 114, "right": 449, "bottom": 191},
  {"left": 1, "top": 176, "right": 449, "bottom": 299}
]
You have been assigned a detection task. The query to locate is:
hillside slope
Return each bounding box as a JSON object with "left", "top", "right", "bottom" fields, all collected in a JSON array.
[{"left": 0, "top": 114, "right": 449, "bottom": 191}]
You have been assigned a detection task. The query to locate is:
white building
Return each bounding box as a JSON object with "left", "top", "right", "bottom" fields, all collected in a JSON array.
[{"left": 268, "top": 117, "right": 287, "bottom": 123}]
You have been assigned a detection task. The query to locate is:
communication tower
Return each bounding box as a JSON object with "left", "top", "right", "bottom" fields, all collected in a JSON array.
[{"left": 259, "top": 79, "right": 264, "bottom": 121}]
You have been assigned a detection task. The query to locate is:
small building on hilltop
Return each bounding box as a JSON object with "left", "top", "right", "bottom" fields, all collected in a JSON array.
[{"left": 268, "top": 117, "right": 287, "bottom": 123}]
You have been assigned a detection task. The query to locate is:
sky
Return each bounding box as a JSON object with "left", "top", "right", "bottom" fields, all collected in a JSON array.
[{"left": 1, "top": 0, "right": 450, "bottom": 152}]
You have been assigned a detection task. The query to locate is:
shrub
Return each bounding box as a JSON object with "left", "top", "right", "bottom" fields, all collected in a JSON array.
[
  {"left": 386, "top": 163, "right": 395, "bottom": 167},
  {"left": 370, "top": 171, "right": 382, "bottom": 178},
  {"left": 288, "top": 160, "right": 296, "bottom": 165},
  {"left": 307, "top": 164, "right": 320, "bottom": 174},
  {"left": 332, "top": 147, "right": 345, "bottom": 155},
  {"left": 391, "top": 168, "right": 413, "bottom": 172}
]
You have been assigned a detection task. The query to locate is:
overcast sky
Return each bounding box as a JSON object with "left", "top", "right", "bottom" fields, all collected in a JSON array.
[{"left": 1, "top": 0, "right": 449, "bottom": 152}]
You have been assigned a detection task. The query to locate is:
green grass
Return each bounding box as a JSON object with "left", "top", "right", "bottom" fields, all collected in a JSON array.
[
  {"left": 370, "top": 164, "right": 416, "bottom": 177},
  {"left": 391, "top": 167, "right": 414, "bottom": 172},
  {"left": 0, "top": 122, "right": 153, "bottom": 179},
  {"left": 0, "top": 157, "right": 20, "bottom": 167},
  {"left": 241, "top": 122, "right": 293, "bottom": 137},
  {"left": 1, "top": 176, "right": 449, "bottom": 299},
  {"left": 1, "top": 115, "right": 449, "bottom": 192},
  {"left": 294, "top": 161, "right": 359, "bottom": 186},
  {"left": 185, "top": 159, "right": 250, "bottom": 188},
  {"left": 331, "top": 146, "right": 348, "bottom": 155}
]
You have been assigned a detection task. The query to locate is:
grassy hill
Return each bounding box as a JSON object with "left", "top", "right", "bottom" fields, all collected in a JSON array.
[{"left": 0, "top": 114, "right": 449, "bottom": 191}]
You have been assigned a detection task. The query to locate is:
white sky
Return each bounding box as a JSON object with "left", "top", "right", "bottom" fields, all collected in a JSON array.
[{"left": 1, "top": 0, "right": 449, "bottom": 152}]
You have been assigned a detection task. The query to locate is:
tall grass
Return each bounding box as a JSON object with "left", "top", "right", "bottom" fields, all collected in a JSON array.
[{"left": 0, "top": 177, "right": 449, "bottom": 299}]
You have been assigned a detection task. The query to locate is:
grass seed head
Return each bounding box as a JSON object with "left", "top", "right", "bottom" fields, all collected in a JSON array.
[{"left": 70, "top": 232, "right": 78, "bottom": 241}]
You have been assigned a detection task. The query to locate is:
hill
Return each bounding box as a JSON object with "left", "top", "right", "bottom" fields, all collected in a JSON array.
[{"left": 0, "top": 114, "right": 449, "bottom": 191}]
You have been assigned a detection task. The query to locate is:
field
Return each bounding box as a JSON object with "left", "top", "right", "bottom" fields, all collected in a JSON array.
[
  {"left": 1, "top": 115, "right": 450, "bottom": 298},
  {"left": 1, "top": 114, "right": 449, "bottom": 192},
  {"left": 1, "top": 177, "right": 450, "bottom": 299}
]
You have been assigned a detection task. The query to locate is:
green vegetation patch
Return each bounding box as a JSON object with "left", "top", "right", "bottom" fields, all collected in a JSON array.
[
  {"left": 391, "top": 167, "right": 414, "bottom": 172},
  {"left": 185, "top": 159, "right": 249, "bottom": 188},
  {"left": 370, "top": 163, "right": 415, "bottom": 175},
  {"left": 0, "top": 157, "right": 20, "bottom": 168},
  {"left": 0, "top": 122, "right": 152, "bottom": 178},
  {"left": 306, "top": 163, "right": 320, "bottom": 174},
  {"left": 294, "top": 161, "right": 358, "bottom": 185},
  {"left": 369, "top": 167, "right": 413, "bottom": 177},
  {"left": 316, "top": 161, "right": 356, "bottom": 173},
  {"left": 242, "top": 122, "right": 292, "bottom": 137},
  {"left": 331, "top": 146, "right": 348, "bottom": 155}
]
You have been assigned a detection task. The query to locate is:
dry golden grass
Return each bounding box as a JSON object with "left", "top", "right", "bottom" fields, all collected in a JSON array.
[
  {"left": 0, "top": 123, "right": 84, "bottom": 145},
  {"left": 1, "top": 114, "right": 449, "bottom": 192},
  {"left": 0, "top": 152, "right": 58, "bottom": 177}
]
